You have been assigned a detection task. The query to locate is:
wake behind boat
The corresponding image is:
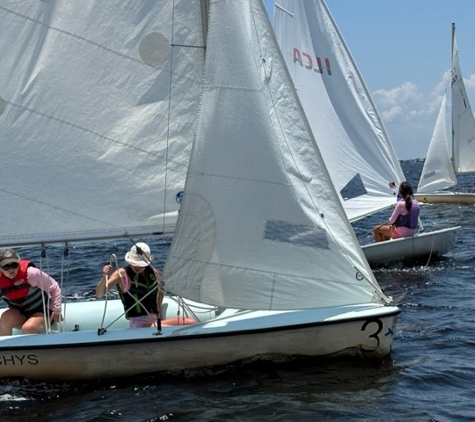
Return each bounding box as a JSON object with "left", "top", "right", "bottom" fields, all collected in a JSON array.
[
  {"left": 273, "top": 0, "right": 459, "bottom": 266},
  {"left": 0, "top": 0, "right": 399, "bottom": 381},
  {"left": 416, "top": 23, "right": 475, "bottom": 204}
]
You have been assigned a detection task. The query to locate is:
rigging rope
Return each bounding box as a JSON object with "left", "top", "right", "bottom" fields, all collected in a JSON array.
[
  {"left": 58, "top": 243, "right": 70, "bottom": 333},
  {"left": 98, "top": 253, "right": 118, "bottom": 334},
  {"left": 357, "top": 223, "right": 386, "bottom": 242},
  {"left": 424, "top": 233, "right": 436, "bottom": 267},
  {"left": 38, "top": 244, "right": 52, "bottom": 333}
]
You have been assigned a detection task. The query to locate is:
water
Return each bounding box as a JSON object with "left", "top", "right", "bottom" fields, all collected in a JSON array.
[{"left": 1, "top": 160, "right": 474, "bottom": 421}]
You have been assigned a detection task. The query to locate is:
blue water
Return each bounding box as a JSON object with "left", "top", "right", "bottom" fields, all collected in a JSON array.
[{"left": 1, "top": 159, "right": 475, "bottom": 422}]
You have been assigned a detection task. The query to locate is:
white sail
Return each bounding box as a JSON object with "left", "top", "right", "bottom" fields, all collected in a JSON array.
[
  {"left": 451, "top": 23, "right": 475, "bottom": 174},
  {"left": 163, "top": 0, "right": 388, "bottom": 310},
  {"left": 417, "top": 89, "right": 457, "bottom": 193},
  {"left": 418, "top": 23, "right": 475, "bottom": 194},
  {"left": 0, "top": 0, "right": 401, "bottom": 382},
  {"left": 0, "top": 0, "right": 205, "bottom": 245},
  {"left": 273, "top": 0, "right": 405, "bottom": 223}
]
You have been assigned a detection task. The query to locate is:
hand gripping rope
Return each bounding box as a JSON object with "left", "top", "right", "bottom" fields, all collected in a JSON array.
[{"left": 97, "top": 253, "right": 119, "bottom": 335}]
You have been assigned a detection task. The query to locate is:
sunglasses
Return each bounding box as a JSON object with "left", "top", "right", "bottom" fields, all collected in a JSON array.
[{"left": 1, "top": 262, "right": 19, "bottom": 271}]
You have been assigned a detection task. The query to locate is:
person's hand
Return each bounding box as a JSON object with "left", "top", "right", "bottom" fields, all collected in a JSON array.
[
  {"left": 51, "top": 313, "right": 62, "bottom": 323},
  {"left": 102, "top": 264, "right": 112, "bottom": 277}
]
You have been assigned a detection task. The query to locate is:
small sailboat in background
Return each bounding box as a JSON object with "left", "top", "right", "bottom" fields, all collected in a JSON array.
[
  {"left": 273, "top": 0, "right": 459, "bottom": 267},
  {"left": 0, "top": 0, "right": 399, "bottom": 381},
  {"left": 416, "top": 23, "right": 475, "bottom": 204}
]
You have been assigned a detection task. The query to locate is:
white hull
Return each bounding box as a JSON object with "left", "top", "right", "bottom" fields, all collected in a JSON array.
[
  {"left": 414, "top": 192, "right": 475, "bottom": 205},
  {"left": 362, "top": 226, "right": 460, "bottom": 266},
  {"left": 0, "top": 300, "right": 399, "bottom": 381}
]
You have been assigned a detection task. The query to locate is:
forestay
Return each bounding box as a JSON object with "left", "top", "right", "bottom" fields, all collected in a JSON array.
[
  {"left": 273, "top": 0, "right": 405, "bottom": 222},
  {"left": 0, "top": 0, "right": 205, "bottom": 246},
  {"left": 163, "top": 0, "right": 389, "bottom": 311}
]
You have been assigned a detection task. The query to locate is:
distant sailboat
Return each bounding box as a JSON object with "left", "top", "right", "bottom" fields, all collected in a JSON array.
[
  {"left": 274, "top": 0, "right": 459, "bottom": 266},
  {"left": 0, "top": 0, "right": 399, "bottom": 381},
  {"left": 416, "top": 23, "right": 475, "bottom": 204}
]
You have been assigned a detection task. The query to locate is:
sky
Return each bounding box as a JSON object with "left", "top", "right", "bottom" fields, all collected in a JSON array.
[{"left": 264, "top": 0, "right": 475, "bottom": 160}]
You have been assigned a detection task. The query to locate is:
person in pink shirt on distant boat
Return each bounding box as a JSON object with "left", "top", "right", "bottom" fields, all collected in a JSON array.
[
  {"left": 0, "top": 248, "right": 62, "bottom": 335},
  {"left": 374, "top": 181, "right": 420, "bottom": 242}
]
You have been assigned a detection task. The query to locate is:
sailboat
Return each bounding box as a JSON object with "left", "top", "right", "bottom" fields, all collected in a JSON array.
[
  {"left": 0, "top": 0, "right": 400, "bottom": 381},
  {"left": 273, "top": 0, "right": 459, "bottom": 266},
  {"left": 415, "top": 23, "right": 475, "bottom": 204}
]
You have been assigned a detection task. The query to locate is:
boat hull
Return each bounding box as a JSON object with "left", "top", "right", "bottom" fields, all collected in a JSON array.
[
  {"left": 362, "top": 226, "right": 460, "bottom": 266},
  {"left": 0, "top": 303, "right": 400, "bottom": 381},
  {"left": 414, "top": 192, "right": 475, "bottom": 205}
]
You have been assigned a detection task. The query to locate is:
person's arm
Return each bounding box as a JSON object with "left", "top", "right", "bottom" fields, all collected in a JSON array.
[
  {"left": 27, "top": 267, "right": 62, "bottom": 316},
  {"left": 388, "top": 201, "right": 404, "bottom": 225},
  {"left": 96, "top": 265, "right": 124, "bottom": 297}
]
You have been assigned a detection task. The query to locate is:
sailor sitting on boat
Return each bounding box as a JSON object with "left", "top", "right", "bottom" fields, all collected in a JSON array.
[
  {"left": 373, "top": 181, "right": 420, "bottom": 242},
  {"left": 96, "top": 242, "right": 164, "bottom": 329},
  {"left": 0, "top": 248, "right": 62, "bottom": 335}
]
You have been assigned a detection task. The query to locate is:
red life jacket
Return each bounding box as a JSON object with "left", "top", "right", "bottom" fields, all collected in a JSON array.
[{"left": 0, "top": 260, "right": 45, "bottom": 313}]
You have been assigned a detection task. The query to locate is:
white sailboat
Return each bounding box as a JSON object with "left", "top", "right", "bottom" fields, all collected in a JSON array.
[
  {"left": 416, "top": 23, "right": 475, "bottom": 204},
  {"left": 0, "top": 0, "right": 399, "bottom": 381},
  {"left": 273, "top": 0, "right": 459, "bottom": 266}
]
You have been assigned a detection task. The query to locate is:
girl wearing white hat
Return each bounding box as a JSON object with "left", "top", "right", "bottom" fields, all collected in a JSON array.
[{"left": 96, "top": 242, "right": 164, "bottom": 328}]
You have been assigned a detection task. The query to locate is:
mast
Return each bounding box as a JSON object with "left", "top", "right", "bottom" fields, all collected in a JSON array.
[{"left": 451, "top": 22, "right": 456, "bottom": 170}]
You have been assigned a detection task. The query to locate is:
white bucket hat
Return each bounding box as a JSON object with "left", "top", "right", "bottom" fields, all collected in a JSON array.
[{"left": 125, "top": 243, "right": 153, "bottom": 267}]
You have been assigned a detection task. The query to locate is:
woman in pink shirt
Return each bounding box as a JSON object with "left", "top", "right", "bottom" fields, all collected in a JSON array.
[
  {"left": 374, "top": 181, "right": 420, "bottom": 242},
  {"left": 0, "top": 248, "right": 62, "bottom": 335}
]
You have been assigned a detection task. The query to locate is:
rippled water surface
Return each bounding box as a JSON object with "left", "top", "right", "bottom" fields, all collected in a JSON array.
[{"left": 1, "top": 160, "right": 474, "bottom": 421}]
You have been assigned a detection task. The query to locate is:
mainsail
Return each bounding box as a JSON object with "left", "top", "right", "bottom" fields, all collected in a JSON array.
[
  {"left": 417, "top": 88, "right": 457, "bottom": 193},
  {"left": 450, "top": 23, "right": 475, "bottom": 175},
  {"left": 273, "top": 0, "right": 405, "bottom": 222},
  {"left": 0, "top": 1, "right": 205, "bottom": 245}
]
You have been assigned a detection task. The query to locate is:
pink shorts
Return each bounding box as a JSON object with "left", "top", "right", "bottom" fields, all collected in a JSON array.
[
  {"left": 129, "top": 314, "right": 158, "bottom": 329},
  {"left": 391, "top": 225, "right": 415, "bottom": 239}
]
